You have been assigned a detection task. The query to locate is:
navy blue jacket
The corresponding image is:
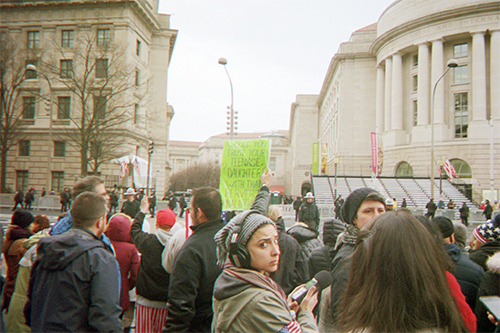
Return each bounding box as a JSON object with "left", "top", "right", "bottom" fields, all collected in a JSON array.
[{"left": 445, "top": 243, "right": 484, "bottom": 311}]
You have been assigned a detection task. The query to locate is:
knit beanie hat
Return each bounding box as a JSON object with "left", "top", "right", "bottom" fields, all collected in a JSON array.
[
  {"left": 473, "top": 214, "right": 500, "bottom": 244},
  {"left": 12, "top": 210, "right": 34, "bottom": 229},
  {"left": 156, "top": 208, "right": 176, "bottom": 228},
  {"left": 433, "top": 216, "right": 455, "bottom": 238},
  {"left": 214, "top": 211, "right": 275, "bottom": 266},
  {"left": 341, "top": 187, "right": 383, "bottom": 225}
]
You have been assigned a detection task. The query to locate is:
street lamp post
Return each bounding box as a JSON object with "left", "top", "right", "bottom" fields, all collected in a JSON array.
[
  {"left": 430, "top": 58, "right": 458, "bottom": 200},
  {"left": 26, "top": 64, "right": 53, "bottom": 187},
  {"left": 333, "top": 157, "right": 339, "bottom": 200},
  {"left": 218, "top": 57, "right": 237, "bottom": 139}
]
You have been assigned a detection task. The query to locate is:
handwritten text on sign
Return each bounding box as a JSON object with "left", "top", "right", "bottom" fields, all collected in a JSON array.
[{"left": 220, "top": 139, "right": 270, "bottom": 211}]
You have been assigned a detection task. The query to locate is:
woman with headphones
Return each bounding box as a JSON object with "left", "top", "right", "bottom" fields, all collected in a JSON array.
[{"left": 212, "top": 209, "right": 318, "bottom": 332}]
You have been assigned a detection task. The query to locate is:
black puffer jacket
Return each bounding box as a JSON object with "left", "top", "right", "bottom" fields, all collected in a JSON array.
[
  {"left": 470, "top": 240, "right": 500, "bottom": 271},
  {"left": 475, "top": 252, "right": 500, "bottom": 333},
  {"left": 287, "top": 223, "right": 322, "bottom": 259},
  {"left": 307, "top": 219, "right": 345, "bottom": 277},
  {"left": 444, "top": 243, "right": 484, "bottom": 311},
  {"left": 271, "top": 218, "right": 309, "bottom": 293}
]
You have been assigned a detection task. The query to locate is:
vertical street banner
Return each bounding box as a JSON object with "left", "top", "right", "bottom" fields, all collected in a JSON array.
[
  {"left": 219, "top": 139, "right": 270, "bottom": 211},
  {"left": 312, "top": 142, "right": 319, "bottom": 175},
  {"left": 321, "top": 143, "right": 328, "bottom": 175},
  {"left": 371, "top": 132, "right": 377, "bottom": 175}
]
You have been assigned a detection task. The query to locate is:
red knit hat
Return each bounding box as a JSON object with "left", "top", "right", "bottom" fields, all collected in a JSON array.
[{"left": 156, "top": 208, "right": 176, "bottom": 229}]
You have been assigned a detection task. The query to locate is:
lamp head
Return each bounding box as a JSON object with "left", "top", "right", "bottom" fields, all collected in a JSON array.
[
  {"left": 218, "top": 57, "right": 228, "bottom": 65},
  {"left": 447, "top": 59, "right": 458, "bottom": 68},
  {"left": 26, "top": 64, "right": 37, "bottom": 71}
]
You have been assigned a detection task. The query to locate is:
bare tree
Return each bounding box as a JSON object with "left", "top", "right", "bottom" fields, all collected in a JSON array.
[
  {"left": 169, "top": 163, "right": 221, "bottom": 192},
  {"left": 44, "top": 28, "right": 145, "bottom": 176},
  {"left": 0, "top": 32, "right": 33, "bottom": 192}
]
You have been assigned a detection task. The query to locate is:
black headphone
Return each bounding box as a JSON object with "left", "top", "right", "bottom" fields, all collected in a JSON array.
[{"left": 228, "top": 210, "right": 259, "bottom": 269}]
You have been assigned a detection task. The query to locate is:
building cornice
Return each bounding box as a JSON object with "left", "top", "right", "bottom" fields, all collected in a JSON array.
[{"left": 370, "top": 2, "right": 500, "bottom": 56}]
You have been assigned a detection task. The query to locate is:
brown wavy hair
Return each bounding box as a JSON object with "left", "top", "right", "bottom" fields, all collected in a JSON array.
[{"left": 337, "top": 210, "right": 468, "bottom": 333}]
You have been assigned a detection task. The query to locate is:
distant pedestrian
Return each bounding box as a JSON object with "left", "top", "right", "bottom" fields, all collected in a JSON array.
[
  {"left": 334, "top": 195, "right": 344, "bottom": 219},
  {"left": 385, "top": 198, "right": 394, "bottom": 211},
  {"left": 12, "top": 189, "right": 24, "bottom": 211},
  {"left": 40, "top": 188, "right": 46, "bottom": 198},
  {"left": 59, "top": 188, "right": 71, "bottom": 213},
  {"left": 108, "top": 189, "right": 119, "bottom": 214},
  {"left": 425, "top": 198, "right": 437, "bottom": 219},
  {"left": 148, "top": 190, "right": 157, "bottom": 217},
  {"left": 293, "top": 196, "right": 302, "bottom": 221},
  {"left": 24, "top": 189, "right": 34, "bottom": 211},
  {"left": 459, "top": 202, "right": 470, "bottom": 226},
  {"left": 178, "top": 194, "right": 187, "bottom": 217},
  {"left": 401, "top": 198, "right": 407, "bottom": 208},
  {"left": 483, "top": 199, "right": 493, "bottom": 221},
  {"left": 121, "top": 188, "right": 140, "bottom": 219}
]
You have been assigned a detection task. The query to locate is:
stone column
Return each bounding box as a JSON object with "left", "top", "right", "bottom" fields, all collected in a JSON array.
[
  {"left": 431, "top": 39, "right": 445, "bottom": 124},
  {"left": 376, "top": 65, "right": 385, "bottom": 133},
  {"left": 417, "top": 43, "right": 430, "bottom": 125},
  {"left": 391, "top": 53, "right": 403, "bottom": 130},
  {"left": 472, "top": 31, "right": 487, "bottom": 121},
  {"left": 491, "top": 31, "right": 500, "bottom": 121},
  {"left": 384, "top": 57, "right": 392, "bottom": 132}
]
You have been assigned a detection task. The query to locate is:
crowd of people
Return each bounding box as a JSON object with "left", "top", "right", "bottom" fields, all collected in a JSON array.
[{"left": 2, "top": 172, "right": 500, "bottom": 332}]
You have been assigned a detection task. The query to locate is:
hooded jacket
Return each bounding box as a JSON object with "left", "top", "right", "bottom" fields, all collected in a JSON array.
[
  {"left": 212, "top": 267, "right": 317, "bottom": 333},
  {"left": 25, "top": 228, "right": 122, "bottom": 333},
  {"left": 287, "top": 223, "right": 322, "bottom": 259},
  {"left": 105, "top": 214, "right": 140, "bottom": 311},
  {"left": 444, "top": 243, "right": 484, "bottom": 311}
]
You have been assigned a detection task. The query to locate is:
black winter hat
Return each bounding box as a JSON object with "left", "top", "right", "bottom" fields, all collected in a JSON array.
[
  {"left": 12, "top": 210, "right": 34, "bottom": 229},
  {"left": 341, "top": 187, "right": 383, "bottom": 225},
  {"left": 433, "top": 216, "right": 455, "bottom": 238}
]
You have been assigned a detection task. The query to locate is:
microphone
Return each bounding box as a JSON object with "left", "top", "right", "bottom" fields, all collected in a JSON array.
[{"left": 291, "top": 270, "right": 333, "bottom": 303}]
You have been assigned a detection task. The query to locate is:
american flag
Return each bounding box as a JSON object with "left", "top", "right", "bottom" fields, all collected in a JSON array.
[
  {"left": 278, "top": 321, "right": 301, "bottom": 333},
  {"left": 435, "top": 161, "right": 443, "bottom": 175},
  {"left": 132, "top": 157, "right": 141, "bottom": 176},
  {"left": 444, "top": 159, "right": 458, "bottom": 179}
]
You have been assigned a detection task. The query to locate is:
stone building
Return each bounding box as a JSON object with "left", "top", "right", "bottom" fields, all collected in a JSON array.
[
  {"left": 0, "top": 0, "right": 176, "bottom": 193},
  {"left": 293, "top": 0, "right": 500, "bottom": 202}
]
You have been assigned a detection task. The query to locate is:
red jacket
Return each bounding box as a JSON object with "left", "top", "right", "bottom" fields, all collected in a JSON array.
[
  {"left": 446, "top": 271, "right": 476, "bottom": 332},
  {"left": 105, "top": 215, "right": 140, "bottom": 311}
]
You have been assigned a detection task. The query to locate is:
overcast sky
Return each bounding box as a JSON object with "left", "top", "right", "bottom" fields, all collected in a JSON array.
[{"left": 159, "top": 0, "right": 396, "bottom": 142}]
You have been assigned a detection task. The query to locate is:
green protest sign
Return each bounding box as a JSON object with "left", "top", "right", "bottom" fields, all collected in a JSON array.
[{"left": 219, "top": 139, "right": 270, "bottom": 211}]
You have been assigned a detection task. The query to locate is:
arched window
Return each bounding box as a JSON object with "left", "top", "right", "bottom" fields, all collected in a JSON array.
[
  {"left": 395, "top": 161, "right": 413, "bottom": 177},
  {"left": 449, "top": 159, "right": 471, "bottom": 178}
]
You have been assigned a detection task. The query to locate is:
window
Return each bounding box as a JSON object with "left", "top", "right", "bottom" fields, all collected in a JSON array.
[
  {"left": 57, "top": 96, "right": 71, "bottom": 119},
  {"left": 454, "top": 43, "right": 468, "bottom": 58},
  {"left": 23, "top": 97, "right": 36, "bottom": 119},
  {"left": 412, "top": 75, "right": 418, "bottom": 91},
  {"left": 25, "top": 59, "right": 38, "bottom": 79},
  {"left": 16, "top": 170, "right": 29, "bottom": 192},
  {"left": 269, "top": 157, "right": 277, "bottom": 171},
  {"left": 19, "top": 140, "right": 30, "bottom": 156},
  {"left": 412, "top": 100, "right": 418, "bottom": 126},
  {"left": 97, "top": 29, "right": 110, "bottom": 47},
  {"left": 61, "top": 30, "right": 74, "bottom": 48},
  {"left": 27, "top": 31, "right": 40, "bottom": 49},
  {"left": 135, "top": 70, "right": 140, "bottom": 86},
  {"left": 454, "top": 65, "right": 468, "bottom": 84},
  {"left": 136, "top": 39, "right": 141, "bottom": 56},
  {"left": 94, "top": 96, "right": 107, "bottom": 119},
  {"left": 95, "top": 59, "right": 108, "bottom": 79},
  {"left": 51, "top": 171, "right": 64, "bottom": 193},
  {"left": 134, "top": 104, "right": 139, "bottom": 124},
  {"left": 60, "top": 59, "right": 73, "bottom": 78},
  {"left": 395, "top": 162, "right": 414, "bottom": 177},
  {"left": 412, "top": 54, "right": 418, "bottom": 67},
  {"left": 54, "top": 141, "right": 66, "bottom": 157},
  {"left": 454, "top": 93, "right": 468, "bottom": 138}
]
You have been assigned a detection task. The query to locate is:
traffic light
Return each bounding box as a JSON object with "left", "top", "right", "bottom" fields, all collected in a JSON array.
[{"left": 148, "top": 141, "right": 154, "bottom": 155}]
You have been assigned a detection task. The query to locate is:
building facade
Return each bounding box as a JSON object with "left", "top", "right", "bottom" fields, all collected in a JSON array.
[
  {"left": 296, "top": 0, "right": 500, "bottom": 202},
  {"left": 0, "top": 0, "right": 177, "bottom": 193}
]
